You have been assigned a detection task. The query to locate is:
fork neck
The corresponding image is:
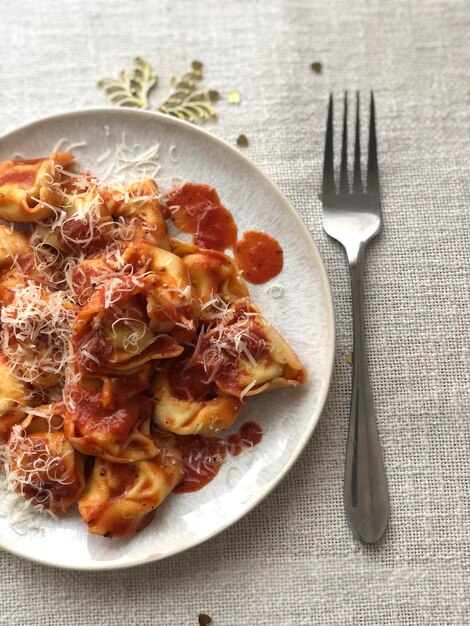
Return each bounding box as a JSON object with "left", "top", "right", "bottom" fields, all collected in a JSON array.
[
  {"left": 347, "top": 244, "right": 369, "bottom": 386},
  {"left": 346, "top": 242, "right": 366, "bottom": 269}
]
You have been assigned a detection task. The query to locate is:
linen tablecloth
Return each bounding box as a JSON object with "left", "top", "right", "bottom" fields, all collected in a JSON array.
[{"left": 0, "top": 1, "right": 468, "bottom": 624}]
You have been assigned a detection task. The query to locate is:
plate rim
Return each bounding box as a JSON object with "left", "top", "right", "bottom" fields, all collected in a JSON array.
[{"left": 0, "top": 107, "right": 335, "bottom": 570}]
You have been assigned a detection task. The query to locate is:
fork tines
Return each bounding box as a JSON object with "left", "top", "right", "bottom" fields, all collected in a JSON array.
[{"left": 323, "top": 92, "right": 380, "bottom": 200}]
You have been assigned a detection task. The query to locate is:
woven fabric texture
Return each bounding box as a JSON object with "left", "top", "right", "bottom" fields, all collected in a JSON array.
[{"left": 0, "top": 0, "right": 468, "bottom": 624}]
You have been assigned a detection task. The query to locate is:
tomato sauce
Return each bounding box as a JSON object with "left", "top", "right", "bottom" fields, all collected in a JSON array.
[
  {"left": 166, "top": 183, "right": 238, "bottom": 251},
  {"left": 100, "top": 367, "right": 150, "bottom": 408},
  {"left": 0, "top": 168, "right": 37, "bottom": 189},
  {"left": 70, "top": 262, "right": 110, "bottom": 305},
  {"left": 226, "top": 421, "right": 263, "bottom": 456},
  {"left": 168, "top": 360, "right": 215, "bottom": 403},
  {"left": 107, "top": 462, "right": 139, "bottom": 501},
  {"left": 234, "top": 230, "right": 283, "bottom": 284},
  {"left": 68, "top": 385, "right": 146, "bottom": 442},
  {"left": 174, "top": 421, "right": 263, "bottom": 493},
  {"left": 55, "top": 218, "right": 108, "bottom": 255}
]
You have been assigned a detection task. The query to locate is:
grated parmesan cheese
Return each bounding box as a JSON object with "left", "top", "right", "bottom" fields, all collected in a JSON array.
[{"left": 0, "top": 284, "right": 78, "bottom": 388}]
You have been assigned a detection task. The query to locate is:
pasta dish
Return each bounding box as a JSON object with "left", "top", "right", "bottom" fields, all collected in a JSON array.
[{"left": 0, "top": 151, "right": 306, "bottom": 537}]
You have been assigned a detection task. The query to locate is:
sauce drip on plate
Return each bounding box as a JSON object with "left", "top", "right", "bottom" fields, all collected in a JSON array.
[
  {"left": 174, "top": 421, "right": 263, "bottom": 493},
  {"left": 234, "top": 230, "right": 283, "bottom": 284},
  {"left": 226, "top": 421, "right": 263, "bottom": 456},
  {"left": 166, "top": 182, "right": 238, "bottom": 251}
]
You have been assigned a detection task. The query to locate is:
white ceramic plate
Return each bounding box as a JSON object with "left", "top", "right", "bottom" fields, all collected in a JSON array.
[{"left": 0, "top": 109, "right": 334, "bottom": 570}]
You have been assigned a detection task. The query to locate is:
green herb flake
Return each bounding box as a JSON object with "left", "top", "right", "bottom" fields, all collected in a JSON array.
[
  {"left": 346, "top": 352, "right": 353, "bottom": 365},
  {"left": 311, "top": 62, "right": 323, "bottom": 74},
  {"left": 228, "top": 90, "right": 241, "bottom": 104},
  {"left": 208, "top": 90, "right": 220, "bottom": 102},
  {"left": 198, "top": 614, "right": 212, "bottom": 626},
  {"left": 236, "top": 134, "right": 249, "bottom": 147}
]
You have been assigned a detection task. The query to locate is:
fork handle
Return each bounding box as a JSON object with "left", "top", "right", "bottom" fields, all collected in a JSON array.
[{"left": 344, "top": 250, "right": 389, "bottom": 543}]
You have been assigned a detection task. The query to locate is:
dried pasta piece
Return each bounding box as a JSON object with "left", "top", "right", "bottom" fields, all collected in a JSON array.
[
  {"left": 0, "top": 152, "right": 73, "bottom": 222},
  {"left": 78, "top": 434, "right": 183, "bottom": 537},
  {"left": 153, "top": 358, "right": 242, "bottom": 436}
]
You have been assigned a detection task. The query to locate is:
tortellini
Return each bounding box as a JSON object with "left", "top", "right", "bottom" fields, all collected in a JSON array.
[
  {"left": 153, "top": 359, "right": 242, "bottom": 436},
  {"left": 7, "top": 427, "right": 85, "bottom": 514},
  {"left": 64, "top": 371, "right": 158, "bottom": 463},
  {"left": 170, "top": 238, "right": 248, "bottom": 320},
  {"left": 121, "top": 241, "right": 199, "bottom": 340},
  {"left": 105, "top": 179, "right": 170, "bottom": 250},
  {"left": 187, "top": 300, "right": 307, "bottom": 399},
  {"left": 0, "top": 226, "right": 36, "bottom": 307},
  {"left": 71, "top": 275, "right": 183, "bottom": 375},
  {"left": 78, "top": 434, "right": 183, "bottom": 537},
  {"left": 0, "top": 150, "right": 307, "bottom": 539},
  {"left": 33, "top": 182, "right": 113, "bottom": 254},
  {"left": 0, "top": 226, "right": 32, "bottom": 268},
  {"left": 0, "top": 354, "right": 28, "bottom": 440},
  {"left": 0, "top": 152, "right": 73, "bottom": 222},
  {"left": 1, "top": 288, "right": 80, "bottom": 389}
]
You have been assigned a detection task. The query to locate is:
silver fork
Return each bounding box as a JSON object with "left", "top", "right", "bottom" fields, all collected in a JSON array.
[{"left": 322, "top": 92, "right": 389, "bottom": 544}]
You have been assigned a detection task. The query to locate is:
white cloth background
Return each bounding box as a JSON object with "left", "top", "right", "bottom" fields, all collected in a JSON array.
[{"left": 0, "top": 0, "right": 469, "bottom": 624}]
